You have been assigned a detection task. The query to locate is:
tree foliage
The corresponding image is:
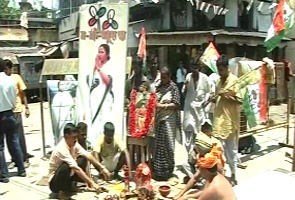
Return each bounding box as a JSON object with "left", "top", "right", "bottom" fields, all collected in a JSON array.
[{"left": 0, "top": 0, "right": 22, "bottom": 19}]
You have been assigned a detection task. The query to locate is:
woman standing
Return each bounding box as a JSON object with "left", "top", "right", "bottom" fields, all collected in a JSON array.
[
  {"left": 153, "top": 67, "right": 181, "bottom": 180},
  {"left": 87, "top": 44, "right": 114, "bottom": 145}
]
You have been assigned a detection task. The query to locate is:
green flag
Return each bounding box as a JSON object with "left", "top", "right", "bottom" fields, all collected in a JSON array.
[{"left": 243, "top": 88, "right": 258, "bottom": 128}]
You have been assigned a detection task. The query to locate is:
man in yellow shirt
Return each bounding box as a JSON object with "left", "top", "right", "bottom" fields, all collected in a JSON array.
[
  {"left": 212, "top": 55, "right": 242, "bottom": 185},
  {"left": 93, "top": 122, "right": 130, "bottom": 180},
  {"left": 4, "top": 60, "right": 31, "bottom": 168}
]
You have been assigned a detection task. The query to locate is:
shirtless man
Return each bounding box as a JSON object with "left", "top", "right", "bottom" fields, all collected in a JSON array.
[
  {"left": 175, "top": 148, "right": 236, "bottom": 200},
  {"left": 174, "top": 121, "right": 225, "bottom": 200}
]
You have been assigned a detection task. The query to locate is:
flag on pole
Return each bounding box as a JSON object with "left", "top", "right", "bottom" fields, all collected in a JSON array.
[
  {"left": 264, "top": 0, "right": 295, "bottom": 52},
  {"left": 243, "top": 87, "right": 258, "bottom": 128},
  {"left": 235, "top": 61, "right": 264, "bottom": 128},
  {"left": 137, "top": 27, "right": 147, "bottom": 75},
  {"left": 200, "top": 42, "right": 220, "bottom": 73}
]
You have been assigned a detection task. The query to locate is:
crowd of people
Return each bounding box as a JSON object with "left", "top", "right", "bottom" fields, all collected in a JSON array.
[{"left": 0, "top": 54, "right": 239, "bottom": 200}]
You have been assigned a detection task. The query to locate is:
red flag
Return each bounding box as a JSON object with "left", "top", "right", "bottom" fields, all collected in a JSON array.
[
  {"left": 137, "top": 27, "right": 146, "bottom": 59},
  {"left": 273, "top": 0, "right": 285, "bottom": 33}
]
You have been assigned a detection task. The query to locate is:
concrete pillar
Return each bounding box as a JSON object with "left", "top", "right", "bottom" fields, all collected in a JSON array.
[
  {"left": 158, "top": 46, "right": 168, "bottom": 69},
  {"left": 226, "top": 44, "right": 236, "bottom": 59},
  {"left": 225, "top": 0, "right": 238, "bottom": 28}
]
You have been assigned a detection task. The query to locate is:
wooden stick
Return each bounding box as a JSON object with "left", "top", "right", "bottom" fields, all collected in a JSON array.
[{"left": 286, "top": 97, "right": 291, "bottom": 144}]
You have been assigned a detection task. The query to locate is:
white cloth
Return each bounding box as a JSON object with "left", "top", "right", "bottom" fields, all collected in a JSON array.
[
  {"left": 101, "top": 152, "right": 121, "bottom": 172},
  {"left": 49, "top": 138, "right": 90, "bottom": 180},
  {"left": 149, "top": 71, "right": 161, "bottom": 92},
  {"left": 88, "top": 61, "right": 114, "bottom": 146},
  {"left": 0, "top": 72, "right": 16, "bottom": 112},
  {"left": 208, "top": 73, "right": 220, "bottom": 114},
  {"left": 183, "top": 72, "right": 211, "bottom": 155},
  {"left": 51, "top": 91, "right": 75, "bottom": 145},
  {"left": 176, "top": 68, "right": 187, "bottom": 84},
  {"left": 222, "top": 132, "right": 238, "bottom": 175},
  {"left": 20, "top": 12, "right": 28, "bottom": 28},
  {"left": 183, "top": 72, "right": 211, "bottom": 133}
]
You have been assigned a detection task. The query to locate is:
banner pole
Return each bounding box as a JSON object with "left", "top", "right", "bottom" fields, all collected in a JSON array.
[
  {"left": 292, "top": 100, "right": 295, "bottom": 171},
  {"left": 39, "top": 82, "right": 46, "bottom": 157}
]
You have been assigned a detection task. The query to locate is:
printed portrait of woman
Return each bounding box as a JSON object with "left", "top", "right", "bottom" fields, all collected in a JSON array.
[{"left": 87, "top": 44, "right": 114, "bottom": 143}]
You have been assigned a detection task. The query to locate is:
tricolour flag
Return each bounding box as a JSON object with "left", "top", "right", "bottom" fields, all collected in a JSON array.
[
  {"left": 236, "top": 61, "right": 265, "bottom": 128},
  {"left": 264, "top": 0, "right": 295, "bottom": 52},
  {"left": 200, "top": 42, "right": 220, "bottom": 73},
  {"left": 243, "top": 87, "right": 258, "bottom": 128}
]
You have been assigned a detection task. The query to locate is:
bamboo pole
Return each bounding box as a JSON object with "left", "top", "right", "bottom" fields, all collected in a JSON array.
[
  {"left": 39, "top": 82, "right": 46, "bottom": 157},
  {"left": 286, "top": 97, "right": 291, "bottom": 144},
  {"left": 292, "top": 100, "right": 295, "bottom": 171}
]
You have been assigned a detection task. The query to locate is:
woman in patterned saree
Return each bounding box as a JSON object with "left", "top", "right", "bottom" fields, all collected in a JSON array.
[{"left": 153, "top": 67, "right": 181, "bottom": 181}]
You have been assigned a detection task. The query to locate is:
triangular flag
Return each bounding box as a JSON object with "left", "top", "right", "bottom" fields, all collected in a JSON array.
[
  {"left": 205, "top": 4, "right": 211, "bottom": 13},
  {"left": 20, "top": 12, "right": 28, "bottom": 29},
  {"left": 137, "top": 27, "right": 146, "bottom": 59},
  {"left": 200, "top": 2, "right": 206, "bottom": 11},
  {"left": 200, "top": 42, "right": 220, "bottom": 73},
  {"left": 195, "top": 0, "right": 200, "bottom": 10},
  {"left": 264, "top": 0, "right": 295, "bottom": 52},
  {"left": 213, "top": 5, "right": 219, "bottom": 14}
]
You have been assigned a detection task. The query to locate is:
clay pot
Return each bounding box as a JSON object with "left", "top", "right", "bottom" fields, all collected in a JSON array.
[{"left": 158, "top": 185, "right": 171, "bottom": 197}]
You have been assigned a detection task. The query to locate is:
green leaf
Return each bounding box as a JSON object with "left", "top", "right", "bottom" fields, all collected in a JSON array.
[
  {"left": 98, "top": 7, "right": 106, "bottom": 17},
  {"left": 111, "top": 20, "right": 118, "bottom": 29}
]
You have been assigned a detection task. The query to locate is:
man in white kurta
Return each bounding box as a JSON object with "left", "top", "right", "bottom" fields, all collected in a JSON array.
[{"left": 183, "top": 63, "right": 211, "bottom": 154}]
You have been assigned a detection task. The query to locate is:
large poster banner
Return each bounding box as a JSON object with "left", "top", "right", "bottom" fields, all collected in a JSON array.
[
  {"left": 47, "top": 80, "right": 78, "bottom": 145},
  {"left": 77, "top": 3, "right": 128, "bottom": 146}
]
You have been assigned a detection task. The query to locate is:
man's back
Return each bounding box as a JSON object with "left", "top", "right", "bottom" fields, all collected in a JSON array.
[
  {"left": 199, "top": 174, "right": 236, "bottom": 200},
  {"left": 0, "top": 72, "right": 16, "bottom": 112}
]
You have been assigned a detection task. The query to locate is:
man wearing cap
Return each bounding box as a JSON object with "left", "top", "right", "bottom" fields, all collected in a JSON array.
[
  {"left": 174, "top": 146, "right": 234, "bottom": 200},
  {"left": 174, "top": 121, "right": 225, "bottom": 200},
  {"left": 93, "top": 122, "right": 131, "bottom": 180},
  {"left": 193, "top": 148, "right": 236, "bottom": 200}
]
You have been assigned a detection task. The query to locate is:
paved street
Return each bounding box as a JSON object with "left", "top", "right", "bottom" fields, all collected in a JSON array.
[{"left": 1, "top": 102, "right": 295, "bottom": 200}]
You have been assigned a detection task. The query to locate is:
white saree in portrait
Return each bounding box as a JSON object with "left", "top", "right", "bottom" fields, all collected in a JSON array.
[
  {"left": 87, "top": 61, "right": 114, "bottom": 145},
  {"left": 51, "top": 91, "right": 75, "bottom": 145}
]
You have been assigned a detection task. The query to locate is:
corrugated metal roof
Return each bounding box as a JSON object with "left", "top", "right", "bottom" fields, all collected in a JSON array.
[
  {"left": 0, "top": 47, "right": 39, "bottom": 64},
  {"left": 147, "top": 29, "right": 291, "bottom": 40}
]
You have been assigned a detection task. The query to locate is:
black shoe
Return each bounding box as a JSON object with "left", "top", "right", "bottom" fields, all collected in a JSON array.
[
  {"left": 0, "top": 177, "right": 9, "bottom": 183},
  {"left": 18, "top": 172, "right": 26, "bottom": 177},
  {"left": 27, "top": 153, "right": 34, "bottom": 159}
]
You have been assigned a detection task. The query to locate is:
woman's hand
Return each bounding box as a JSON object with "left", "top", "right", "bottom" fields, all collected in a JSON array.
[
  {"left": 157, "top": 103, "right": 164, "bottom": 108},
  {"left": 95, "top": 55, "right": 102, "bottom": 70},
  {"left": 25, "top": 107, "right": 30, "bottom": 118}
]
